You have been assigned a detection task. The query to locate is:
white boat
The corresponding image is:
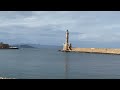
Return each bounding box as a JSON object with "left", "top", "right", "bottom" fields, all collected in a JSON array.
[{"left": 9, "top": 47, "right": 19, "bottom": 49}]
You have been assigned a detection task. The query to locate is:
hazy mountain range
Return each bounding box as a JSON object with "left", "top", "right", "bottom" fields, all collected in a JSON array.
[{"left": 12, "top": 44, "right": 62, "bottom": 49}]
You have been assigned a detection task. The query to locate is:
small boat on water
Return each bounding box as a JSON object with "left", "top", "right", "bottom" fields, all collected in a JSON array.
[{"left": 9, "top": 47, "right": 19, "bottom": 49}]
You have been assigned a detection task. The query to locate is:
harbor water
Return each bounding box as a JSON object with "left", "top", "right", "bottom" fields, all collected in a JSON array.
[{"left": 0, "top": 47, "right": 120, "bottom": 79}]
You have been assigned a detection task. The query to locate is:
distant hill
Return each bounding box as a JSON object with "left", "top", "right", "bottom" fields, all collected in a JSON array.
[
  {"left": 29, "top": 44, "right": 62, "bottom": 49},
  {"left": 11, "top": 44, "right": 62, "bottom": 49},
  {"left": 12, "top": 44, "right": 35, "bottom": 48},
  {"left": 20, "top": 45, "right": 35, "bottom": 48}
]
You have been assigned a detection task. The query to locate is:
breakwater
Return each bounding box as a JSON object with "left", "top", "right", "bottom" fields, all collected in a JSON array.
[
  {"left": 62, "top": 48, "right": 120, "bottom": 55},
  {"left": 61, "top": 30, "right": 120, "bottom": 55}
]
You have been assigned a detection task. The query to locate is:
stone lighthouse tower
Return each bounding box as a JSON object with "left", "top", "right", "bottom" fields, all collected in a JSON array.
[{"left": 63, "top": 30, "right": 72, "bottom": 51}]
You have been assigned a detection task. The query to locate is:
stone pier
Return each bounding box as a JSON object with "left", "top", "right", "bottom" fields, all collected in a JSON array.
[
  {"left": 71, "top": 48, "right": 120, "bottom": 55},
  {"left": 61, "top": 30, "right": 120, "bottom": 55}
]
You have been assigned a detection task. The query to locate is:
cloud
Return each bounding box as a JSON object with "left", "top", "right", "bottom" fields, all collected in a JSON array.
[{"left": 0, "top": 11, "right": 120, "bottom": 46}]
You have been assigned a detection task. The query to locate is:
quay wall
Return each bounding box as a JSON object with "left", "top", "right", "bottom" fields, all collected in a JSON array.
[{"left": 71, "top": 48, "right": 120, "bottom": 54}]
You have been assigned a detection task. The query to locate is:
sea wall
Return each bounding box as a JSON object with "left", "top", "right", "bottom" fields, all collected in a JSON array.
[{"left": 70, "top": 48, "right": 120, "bottom": 55}]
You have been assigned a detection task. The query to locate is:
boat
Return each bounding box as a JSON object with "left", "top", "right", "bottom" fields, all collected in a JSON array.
[{"left": 9, "top": 47, "right": 19, "bottom": 49}]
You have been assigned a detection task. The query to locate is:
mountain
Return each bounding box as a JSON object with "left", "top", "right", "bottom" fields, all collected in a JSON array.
[
  {"left": 11, "top": 44, "right": 62, "bottom": 49},
  {"left": 12, "top": 44, "right": 35, "bottom": 48},
  {"left": 29, "top": 44, "right": 62, "bottom": 49},
  {"left": 19, "top": 45, "right": 35, "bottom": 48}
]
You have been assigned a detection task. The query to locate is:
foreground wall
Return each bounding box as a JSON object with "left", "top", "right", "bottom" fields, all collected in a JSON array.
[{"left": 70, "top": 48, "right": 120, "bottom": 55}]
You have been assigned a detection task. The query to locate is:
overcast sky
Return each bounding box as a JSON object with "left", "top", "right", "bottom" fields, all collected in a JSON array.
[{"left": 0, "top": 11, "right": 120, "bottom": 47}]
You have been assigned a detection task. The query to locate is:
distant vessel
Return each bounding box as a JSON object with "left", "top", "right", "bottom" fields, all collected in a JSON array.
[
  {"left": 0, "top": 42, "right": 18, "bottom": 49},
  {"left": 9, "top": 47, "right": 19, "bottom": 49}
]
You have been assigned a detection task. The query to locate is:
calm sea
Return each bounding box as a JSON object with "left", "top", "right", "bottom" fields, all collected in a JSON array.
[{"left": 0, "top": 47, "right": 120, "bottom": 79}]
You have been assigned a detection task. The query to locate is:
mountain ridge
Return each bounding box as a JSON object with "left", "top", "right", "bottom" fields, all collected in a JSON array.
[{"left": 11, "top": 44, "right": 62, "bottom": 49}]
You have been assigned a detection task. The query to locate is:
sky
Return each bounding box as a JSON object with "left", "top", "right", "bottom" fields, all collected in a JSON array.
[{"left": 0, "top": 11, "right": 120, "bottom": 47}]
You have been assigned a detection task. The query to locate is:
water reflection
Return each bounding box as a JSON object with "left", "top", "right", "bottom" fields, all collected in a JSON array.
[{"left": 64, "top": 53, "right": 70, "bottom": 79}]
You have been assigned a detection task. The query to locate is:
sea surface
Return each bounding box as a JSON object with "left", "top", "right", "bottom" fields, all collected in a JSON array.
[{"left": 1, "top": 47, "right": 120, "bottom": 79}]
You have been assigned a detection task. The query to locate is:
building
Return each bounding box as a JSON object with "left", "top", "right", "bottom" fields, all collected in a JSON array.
[
  {"left": 63, "top": 30, "right": 72, "bottom": 51},
  {"left": 0, "top": 42, "right": 9, "bottom": 48}
]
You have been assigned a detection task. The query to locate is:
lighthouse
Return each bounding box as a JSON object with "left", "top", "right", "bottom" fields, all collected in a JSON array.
[
  {"left": 63, "top": 30, "right": 72, "bottom": 51},
  {"left": 66, "top": 30, "right": 69, "bottom": 44}
]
